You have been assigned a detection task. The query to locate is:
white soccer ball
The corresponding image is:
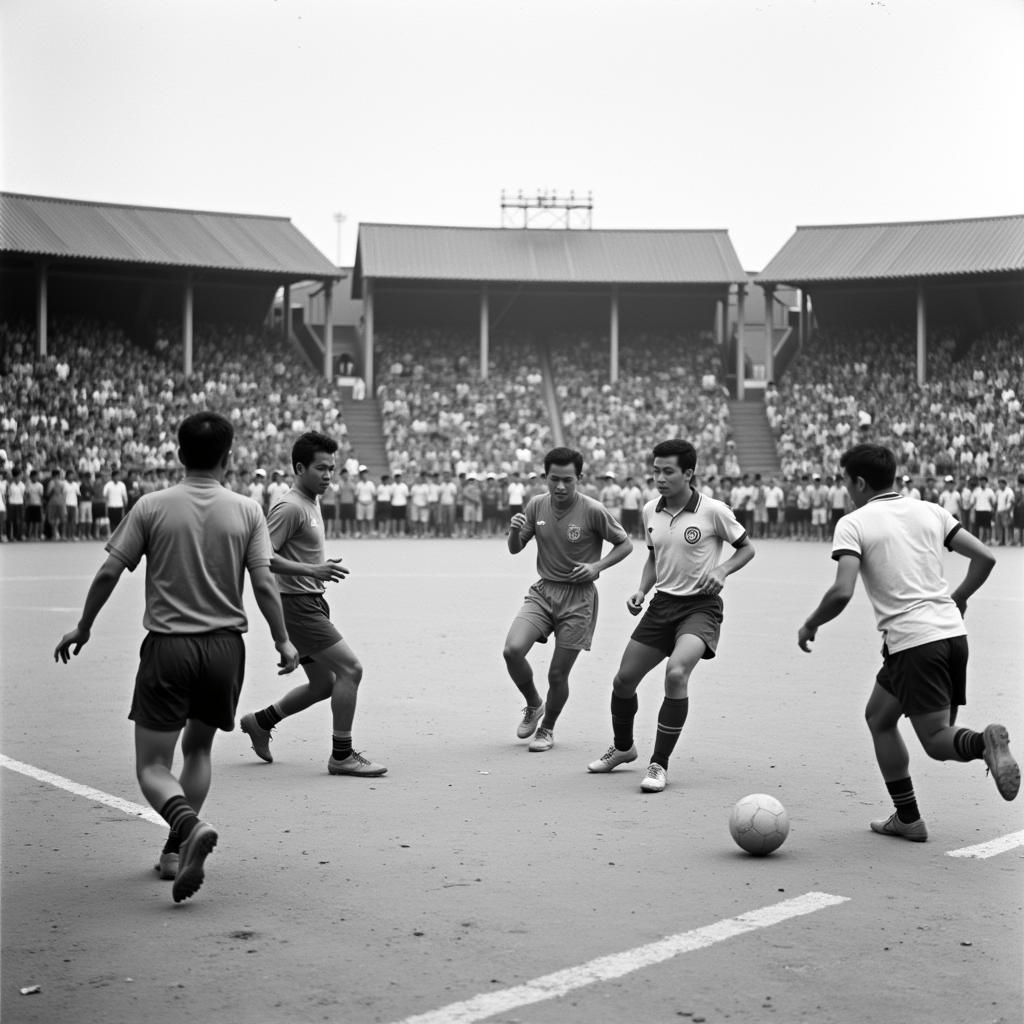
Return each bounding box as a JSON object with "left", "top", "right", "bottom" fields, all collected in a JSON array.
[{"left": 729, "top": 793, "right": 790, "bottom": 856}]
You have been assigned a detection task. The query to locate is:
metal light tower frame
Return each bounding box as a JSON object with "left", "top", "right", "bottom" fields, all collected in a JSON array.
[{"left": 500, "top": 189, "right": 593, "bottom": 229}]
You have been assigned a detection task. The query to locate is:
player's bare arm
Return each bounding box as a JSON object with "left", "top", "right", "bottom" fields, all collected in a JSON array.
[
  {"left": 695, "top": 538, "right": 756, "bottom": 595},
  {"left": 569, "top": 535, "right": 632, "bottom": 583},
  {"left": 626, "top": 548, "right": 658, "bottom": 615},
  {"left": 269, "top": 553, "right": 350, "bottom": 582},
  {"left": 248, "top": 564, "right": 300, "bottom": 674},
  {"left": 507, "top": 511, "right": 528, "bottom": 553},
  {"left": 54, "top": 553, "right": 128, "bottom": 662},
  {"left": 798, "top": 553, "right": 860, "bottom": 652},
  {"left": 947, "top": 529, "right": 996, "bottom": 616}
]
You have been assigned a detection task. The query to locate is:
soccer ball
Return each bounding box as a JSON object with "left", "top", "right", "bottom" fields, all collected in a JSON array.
[{"left": 729, "top": 793, "right": 790, "bottom": 856}]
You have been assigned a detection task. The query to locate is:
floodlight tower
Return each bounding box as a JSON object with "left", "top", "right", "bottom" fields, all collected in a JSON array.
[{"left": 500, "top": 189, "right": 593, "bottom": 229}]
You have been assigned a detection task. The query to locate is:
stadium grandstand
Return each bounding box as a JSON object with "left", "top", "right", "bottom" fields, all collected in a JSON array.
[{"left": 2, "top": 196, "right": 1022, "bottom": 543}]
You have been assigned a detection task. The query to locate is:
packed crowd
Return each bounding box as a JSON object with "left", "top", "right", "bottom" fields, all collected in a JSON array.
[
  {"left": 550, "top": 329, "right": 733, "bottom": 480},
  {"left": 2, "top": 316, "right": 1020, "bottom": 545},
  {"left": 768, "top": 324, "right": 1024, "bottom": 481},
  {"left": 374, "top": 327, "right": 553, "bottom": 478}
]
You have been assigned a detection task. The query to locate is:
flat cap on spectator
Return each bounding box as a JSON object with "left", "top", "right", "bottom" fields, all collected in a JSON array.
[
  {"left": 528, "top": 472, "right": 537, "bottom": 478},
  {"left": 944, "top": 475, "right": 954, "bottom": 482},
  {"left": 272, "top": 469, "right": 283, "bottom": 476},
  {"left": 358, "top": 464, "right": 367, "bottom": 471},
  {"left": 255, "top": 469, "right": 266, "bottom": 477},
  {"left": 901, "top": 475, "right": 910, "bottom": 482},
  {"left": 813, "top": 474, "right": 821, "bottom": 480}
]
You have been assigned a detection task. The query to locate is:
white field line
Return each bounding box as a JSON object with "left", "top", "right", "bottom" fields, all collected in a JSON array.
[
  {"left": 946, "top": 830, "right": 1024, "bottom": 859},
  {"left": 0, "top": 754, "right": 164, "bottom": 826},
  {"left": 388, "top": 892, "right": 850, "bottom": 1024}
]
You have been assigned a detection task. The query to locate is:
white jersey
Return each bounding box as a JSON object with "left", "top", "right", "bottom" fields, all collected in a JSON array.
[
  {"left": 643, "top": 489, "right": 746, "bottom": 598},
  {"left": 831, "top": 493, "right": 965, "bottom": 654}
]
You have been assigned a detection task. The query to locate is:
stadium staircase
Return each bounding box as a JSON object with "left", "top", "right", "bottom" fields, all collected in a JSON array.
[
  {"left": 337, "top": 396, "right": 389, "bottom": 479},
  {"left": 533, "top": 339, "right": 566, "bottom": 447},
  {"left": 726, "top": 400, "right": 781, "bottom": 479}
]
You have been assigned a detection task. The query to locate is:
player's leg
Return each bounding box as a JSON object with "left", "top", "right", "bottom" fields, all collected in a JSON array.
[
  {"left": 864, "top": 681, "right": 927, "bottom": 841},
  {"left": 311, "top": 639, "right": 386, "bottom": 776},
  {"left": 587, "top": 639, "right": 664, "bottom": 773},
  {"left": 527, "top": 645, "right": 581, "bottom": 751},
  {"left": 503, "top": 614, "right": 547, "bottom": 738},
  {"left": 642, "top": 633, "right": 706, "bottom": 791},
  {"left": 909, "top": 711, "right": 1020, "bottom": 801}
]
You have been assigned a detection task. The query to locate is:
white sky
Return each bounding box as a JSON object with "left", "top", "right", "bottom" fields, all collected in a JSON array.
[{"left": 2, "top": 0, "right": 1022, "bottom": 270}]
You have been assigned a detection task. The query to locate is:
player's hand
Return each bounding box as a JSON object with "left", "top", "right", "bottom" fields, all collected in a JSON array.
[
  {"left": 797, "top": 623, "right": 816, "bottom": 652},
  {"left": 276, "top": 640, "right": 301, "bottom": 674},
  {"left": 626, "top": 591, "right": 645, "bottom": 616},
  {"left": 310, "top": 558, "right": 350, "bottom": 583},
  {"left": 695, "top": 567, "right": 726, "bottom": 596},
  {"left": 509, "top": 513, "right": 527, "bottom": 532},
  {"left": 569, "top": 562, "right": 598, "bottom": 583},
  {"left": 54, "top": 626, "right": 90, "bottom": 663}
]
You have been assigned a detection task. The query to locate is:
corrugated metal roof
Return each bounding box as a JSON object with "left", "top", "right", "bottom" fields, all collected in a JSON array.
[
  {"left": 0, "top": 192, "right": 339, "bottom": 279},
  {"left": 756, "top": 215, "right": 1024, "bottom": 285},
  {"left": 355, "top": 224, "right": 746, "bottom": 288}
]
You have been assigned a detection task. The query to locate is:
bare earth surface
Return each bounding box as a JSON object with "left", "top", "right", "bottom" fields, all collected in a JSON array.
[{"left": 2, "top": 537, "right": 1022, "bottom": 1024}]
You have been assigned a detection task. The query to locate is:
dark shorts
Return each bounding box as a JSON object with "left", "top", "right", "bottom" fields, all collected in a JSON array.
[
  {"left": 282, "top": 592, "right": 343, "bottom": 657},
  {"left": 339, "top": 503, "right": 356, "bottom": 522},
  {"left": 974, "top": 510, "right": 992, "bottom": 529},
  {"left": 631, "top": 591, "right": 723, "bottom": 660},
  {"left": 26, "top": 506, "right": 42, "bottom": 524},
  {"left": 514, "top": 579, "right": 598, "bottom": 652},
  {"left": 130, "top": 630, "right": 245, "bottom": 732},
  {"left": 876, "top": 635, "right": 968, "bottom": 716},
  {"left": 391, "top": 505, "right": 408, "bottom": 521}
]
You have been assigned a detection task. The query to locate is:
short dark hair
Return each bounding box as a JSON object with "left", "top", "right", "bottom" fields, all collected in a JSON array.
[
  {"left": 652, "top": 439, "right": 697, "bottom": 473},
  {"left": 543, "top": 447, "right": 584, "bottom": 476},
  {"left": 840, "top": 443, "right": 896, "bottom": 491},
  {"left": 178, "top": 412, "right": 234, "bottom": 470},
  {"left": 291, "top": 431, "right": 338, "bottom": 473}
]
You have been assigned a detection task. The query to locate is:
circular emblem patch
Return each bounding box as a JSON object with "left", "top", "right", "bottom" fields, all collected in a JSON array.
[
  {"left": 567, "top": 524, "right": 582, "bottom": 542},
  {"left": 683, "top": 526, "right": 701, "bottom": 544}
]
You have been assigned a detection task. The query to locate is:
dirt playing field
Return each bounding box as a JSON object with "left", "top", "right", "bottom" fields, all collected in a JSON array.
[{"left": 2, "top": 537, "right": 1022, "bottom": 1024}]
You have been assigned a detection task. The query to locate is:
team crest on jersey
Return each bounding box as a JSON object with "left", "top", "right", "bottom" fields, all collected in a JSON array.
[
  {"left": 567, "top": 523, "right": 582, "bottom": 542},
  {"left": 683, "top": 526, "right": 701, "bottom": 544}
]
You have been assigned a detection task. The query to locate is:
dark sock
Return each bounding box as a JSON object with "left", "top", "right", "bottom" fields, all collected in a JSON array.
[
  {"left": 651, "top": 697, "right": 689, "bottom": 770},
  {"left": 159, "top": 796, "right": 199, "bottom": 842},
  {"left": 162, "top": 830, "right": 181, "bottom": 855},
  {"left": 611, "top": 693, "right": 639, "bottom": 751},
  {"left": 885, "top": 777, "right": 921, "bottom": 823},
  {"left": 255, "top": 705, "right": 283, "bottom": 732},
  {"left": 332, "top": 733, "right": 353, "bottom": 761},
  {"left": 952, "top": 728, "right": 985, "bottom": 762}
]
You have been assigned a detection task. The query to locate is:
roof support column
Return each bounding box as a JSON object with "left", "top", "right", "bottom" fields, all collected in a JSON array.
[
  {"left": 281, "top": 284, "right": 291, "bottom": 346},
  {"left": 799, "top": 289, "right": 809, "bottom": 351},
  {"left": 182, "top": 273, "right": 194, "bottom": 377},
  {"left": 479, "top": 285, "right": 489, "bottom": 382},
  {"left": 363, "top": 278, "right": 375, "bottom": 395},
  {"left": 323, "top": 281, "right": 334, "bottom": 381},
  {"left": 36, "top": 260, "right": 48, "bottom": 358},
  {"left": 715, "top": 295, "right": 725, "bottom": 348},
  {"left": 763, "top": 284, "right": 775, "bottom": 384},
  {"left": 609, "top": 285, "right": 619, "bottom": 385},
  {"left": 735, "top": 283, "right": 746, "bottom": 400},
  {"left": 916, "top": 285, "right": 927, "bottom": 386}
]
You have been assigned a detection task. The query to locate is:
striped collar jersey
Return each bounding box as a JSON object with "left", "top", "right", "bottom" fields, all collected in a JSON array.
[
  {"left": 831, "top": 492, "right": 965, "bottom": 653},
  {"left": 643, "top": 488, "right": 747, "bottom": 597}
]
